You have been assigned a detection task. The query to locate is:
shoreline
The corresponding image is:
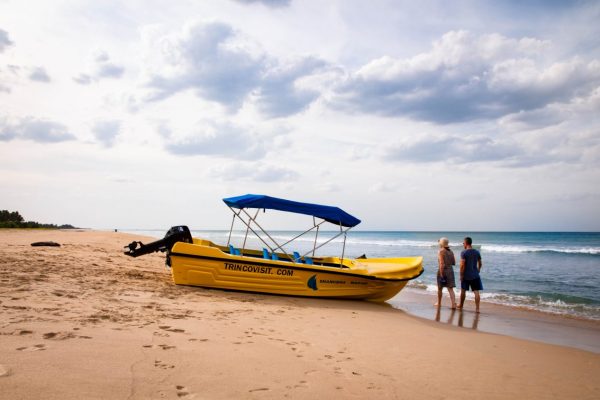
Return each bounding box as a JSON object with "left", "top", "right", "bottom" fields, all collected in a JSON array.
[
  {"left": 389, "top": 288, "right": 600, "bottom": 353},
  {"left": 1, "top": 229, "right": 599, "bottom": 399}
]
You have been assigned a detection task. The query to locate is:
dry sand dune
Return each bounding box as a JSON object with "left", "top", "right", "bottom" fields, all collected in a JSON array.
[{"left": 1, "top": 229, "right": 599, "bottom": 399}]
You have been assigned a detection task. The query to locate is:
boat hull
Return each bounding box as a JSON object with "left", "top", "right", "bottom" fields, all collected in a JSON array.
[{"left": 169, "top": 241, "right": 422, "bottom": 302}]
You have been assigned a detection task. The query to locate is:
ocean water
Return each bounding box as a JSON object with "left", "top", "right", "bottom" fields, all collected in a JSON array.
[{"left": 124, "top": 229, "right": 600, "bottom": 321}]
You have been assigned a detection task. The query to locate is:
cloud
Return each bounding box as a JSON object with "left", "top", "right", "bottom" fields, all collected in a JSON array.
[
  {"left": 500, "top": 85, "right": 600, "bottom": 131},
  {"left": 254, "top": 57, "right": 327, "bottom": 117},
  {"left": 146, "top": 21, "right": 265, "bottom": 110},
  {"left": 97, "top": 63, "right": 125, "bottom": 78},
  {"left": 0, "top": 117, "right": 76, "bottom": 143},
  {"left": 384, "top": 134, "right": 523, "bottom": 165},
  {"left": 1, "top": 64, "right": 51, "bottom": 91},
  {"left": 145, "top": 21, "right": 329, "bottom": 117},
  {"left": 382, "top": 129, "right": 592, "bottom": 168},
  {"left": 209, "top": 161, "right": 298, "bottom": 182},
  {"left": 163, "top": 121, "right": 269, "bottom": 160},
  {"left": 332, "top": 31, "right": 600, "bottom": 124},
  {"left": 0, "top": 67, "right": 12, "bottom": 92},
  {"left": 92, "top": 120, "right": 121, "bottom": 147},
  {"left": 233, "top": 0, "right": 291, "bottom": 7},
  {"left": 29, "top": 67, "right": 51, "bottom": 82},
  {"left": 73, "top": 73, "right": 93, "bottom": 85},
  {"left": 73, "top": 51, "right": 124, "bottom": 84},
  {"left": 368, "top": 182, "right": 399, "bottom": 193},
  {"left": 0, "top": 29, "right": 13, "bottom": 52}
]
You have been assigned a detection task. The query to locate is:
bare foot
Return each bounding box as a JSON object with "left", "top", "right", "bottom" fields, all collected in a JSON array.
[
  {"left": 451, "top": 306, "right": 457, "bottom": 310},
  {"left": 457, "top": 305, "right": 463, "bottom": 310},
  {"left": 434, "top": 302, "right": 439, "bottom": 307},
  {"left": 475, "top": 309, "right": 480, "bottom": 313}
]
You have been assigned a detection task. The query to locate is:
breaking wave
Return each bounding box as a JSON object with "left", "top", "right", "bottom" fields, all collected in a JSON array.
[
  {"left": 481, "top": 244, "right": 600, "bottom": 255},
  {"left": 407, "top": 281, "right": 600, "bottom": 320}
]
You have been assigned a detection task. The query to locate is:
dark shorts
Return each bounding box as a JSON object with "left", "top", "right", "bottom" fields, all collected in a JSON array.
[{"left": 461, "top": 277, "right": 483, "bottom": 291}]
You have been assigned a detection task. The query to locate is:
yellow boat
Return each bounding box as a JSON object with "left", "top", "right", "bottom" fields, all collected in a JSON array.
[{"left": 124, "top": 194, "right": 423, "bottom": 302}]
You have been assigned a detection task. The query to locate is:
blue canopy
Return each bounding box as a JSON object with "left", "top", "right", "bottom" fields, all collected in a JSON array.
[{"left": 223, "top": 194, "right": 361, "bottom": 228}]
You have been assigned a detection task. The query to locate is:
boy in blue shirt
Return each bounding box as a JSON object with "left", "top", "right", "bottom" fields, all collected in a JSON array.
[{"left": 459, "top": 237, "right": 483, "bottom": 312}]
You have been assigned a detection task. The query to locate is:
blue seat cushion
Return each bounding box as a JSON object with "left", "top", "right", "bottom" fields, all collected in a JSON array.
[{"left": 293, "top": 252, "right": 303, "bottom": 263}]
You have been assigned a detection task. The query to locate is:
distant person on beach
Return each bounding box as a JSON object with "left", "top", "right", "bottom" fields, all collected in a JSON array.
[
  {"left": 436, "top": 237, "right": 457, "bottom": 309},
  {"left": 459, "top": 237, "right": 483, "bottom": 312}
]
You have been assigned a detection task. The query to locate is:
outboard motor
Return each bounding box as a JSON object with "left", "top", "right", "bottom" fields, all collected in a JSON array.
[{"left": 123, "top": 226, "right": 193, "bottom": 258}]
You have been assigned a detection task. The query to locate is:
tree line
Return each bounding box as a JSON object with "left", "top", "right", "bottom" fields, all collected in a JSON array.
[{"left": 0, "top": 210, "right": 76, "bottom": 229}]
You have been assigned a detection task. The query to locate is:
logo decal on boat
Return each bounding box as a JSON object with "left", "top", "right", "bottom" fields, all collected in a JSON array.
[{"left": 307, "top": 274, "right": 318, "bottom": 291}]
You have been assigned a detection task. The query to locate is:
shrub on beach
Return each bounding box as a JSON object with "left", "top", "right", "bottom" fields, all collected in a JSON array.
[{"left": 0, "top": 209, "right": 76, "bottom": 229}]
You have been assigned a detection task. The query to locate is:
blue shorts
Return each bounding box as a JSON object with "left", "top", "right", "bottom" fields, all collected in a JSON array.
[{"left": 461, "top": 277, "right": 483, "bottom": 291}]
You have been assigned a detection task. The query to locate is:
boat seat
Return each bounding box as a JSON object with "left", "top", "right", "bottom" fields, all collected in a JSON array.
[
  {"left": 271, "top": 252, "right": 279, "bottom": 260},
  {"left": 262, "top": 248, "right": 270, "bottom": 259},
  {"left": 229, "top": 245, "right": 241, "bottom": 256},
  {"left": 305, "top": 257, "right": 313, "bottom": 265},
  {"left": 293, "top": 251, "right": 303, "bottom": 263}
]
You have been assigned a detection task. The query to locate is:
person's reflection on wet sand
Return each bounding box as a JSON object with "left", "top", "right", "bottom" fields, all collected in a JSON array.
[
  {"left": 458, "top": 310, "right": 481, "bottom": 330},
  {"left": 447, "top": 308, "right": 456, "bottom": 324},
  {"left": 472, "top": 312, "right": 480, "bottom": 330},
  {"left": 435, "top": 306, "right": 457, "bottom": 324}
]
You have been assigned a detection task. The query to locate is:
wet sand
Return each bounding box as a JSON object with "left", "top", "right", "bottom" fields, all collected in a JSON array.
[
  {"left": 1, "top": 229, "right": 599, "bottom": 399},
  {"left": 390, "top": 289, "right": 600, "bottom": 353}
]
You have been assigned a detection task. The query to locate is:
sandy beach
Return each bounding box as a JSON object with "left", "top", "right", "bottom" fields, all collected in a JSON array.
[{"left": 1, "top": 229, "right": 599, "bottom": 399}]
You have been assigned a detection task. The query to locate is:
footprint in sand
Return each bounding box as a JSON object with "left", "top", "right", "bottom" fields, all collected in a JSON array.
[
  {"left": 0, "top": 364, "right": 11, "bottom": 377},
  {"left": 176, "top": 385, "right": 190, "bottom": 397},
  {"left": 248, "top": 387, "right": 270, "bottom": 393},
  {"left": 16, "top": 344, "right": 46, "bottom": 352},
  {"left": 293, "top": 380, "right": 308, "bottom": 389},
  {"left": 159, "top": 326, "right": 185, "bottom": 333},
  {"left": 154, "top": 360, "right": 175, "bottom": 369},
  {"left": 43, "top": 332, "right": 76, "bottom": 340},
  {"left": 158, "top": 344, "right": 176, "bottom": 350}
]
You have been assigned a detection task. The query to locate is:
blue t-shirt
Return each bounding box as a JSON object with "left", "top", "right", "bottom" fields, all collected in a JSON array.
[{"left": 461, "top": 248, "right": 481, "bottom": 280}]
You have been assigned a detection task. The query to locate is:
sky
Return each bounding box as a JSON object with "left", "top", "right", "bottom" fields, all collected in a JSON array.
[{"left": 1, "top": 0, "right": 599, "bottom": 231}]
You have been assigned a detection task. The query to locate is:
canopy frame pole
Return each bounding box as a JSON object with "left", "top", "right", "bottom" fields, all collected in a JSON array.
[
  {"left": 340, "top": 223, "right": 347, "bottom": 268},
  {"left": 302, "top": 226, "right": 353, "bottom": 259},
  {"left": 274, "top": 220, "right": 326, "bottom": 252},
  {"left": 227, "top": 206, "right": 274, "bottom": 253},
  {"left": 226, "top": 204, "right": 355, "bottom": 264},
  {"left": 226, "top": 208, "right": 242, "bottom": 247},
  {"left": 239, "top": 208, "right": 293, "bottom": 260},
  {"left": 241, "top": 208, "right": 260, "bottom": 254},
  {"left": 312, "top": 217, "right": 319, "bottom": 257}
]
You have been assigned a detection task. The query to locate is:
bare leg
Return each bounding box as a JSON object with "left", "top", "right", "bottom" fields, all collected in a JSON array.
[
  {"left": 448, "top": 288, "right": 456, "bottom": 309},
  {"left": 435, "top": 287, "right": 442, "bottom": 306},
  {"left": 474, "top": 290, "right": 480, "bottom": 313},
  {"left": 459, "top": 289, "right": 466, "bottom": 309}
]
